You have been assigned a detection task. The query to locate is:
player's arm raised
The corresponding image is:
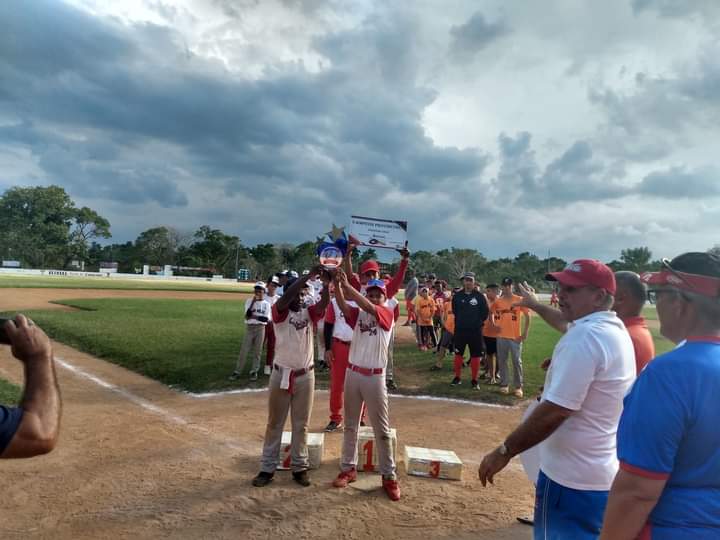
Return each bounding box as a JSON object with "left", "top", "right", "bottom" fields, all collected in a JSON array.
[{"left": 516, "top": 281, "right": 568, "bottom": 333}]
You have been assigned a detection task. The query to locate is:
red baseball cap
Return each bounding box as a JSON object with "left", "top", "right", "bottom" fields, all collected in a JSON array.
[
  {"left": 359, "top": 260, "right": 380, "bottom": 275},
  {"left": 546, "top": 259, "right": 616, "bottom": 295}
]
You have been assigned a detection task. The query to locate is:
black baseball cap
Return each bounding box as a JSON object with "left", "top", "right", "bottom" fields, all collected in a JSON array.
[{"left": 501, "top": 277, "right": 513, "bottom": 286}]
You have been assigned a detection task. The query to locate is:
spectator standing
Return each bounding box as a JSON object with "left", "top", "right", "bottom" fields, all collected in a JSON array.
[
  {"left": 613, "top": 271, "right": 655, "bottom": 375},
  {"left": 415, "top": 288, "right": 436, "bottom": 350},
  {"left": 403, "top": 271, "right": 419, "bottom": 326},
  {"left": 493, "top": 277, "right": 531, "bottom": 398},
  {"left": 478, "top": 260, "right": 635, "bottom": 539},
  {"left": 600, "top": 253, "right": 720, "bottom": 539},
  {"left": 482, "top": 284, "right": 501, "bottom": 384},
  {"left": 451, "top": 272, "right": 489, "bottom": 389},
  {"left": 231, "top": 282, "right": 272, "bottom": 381}
]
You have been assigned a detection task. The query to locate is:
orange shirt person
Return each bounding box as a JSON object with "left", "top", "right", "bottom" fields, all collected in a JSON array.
[
  {"left": 415, "top": 288, "right": 436, "bottom": 350},
  {"left": 614, "top": 271, "right": 656, "bottom": 375},
  {"left": 491, "top": 277, "right": 531, "bottom": 397}
]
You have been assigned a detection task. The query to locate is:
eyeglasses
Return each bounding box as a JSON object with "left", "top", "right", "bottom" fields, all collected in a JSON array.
[{"left": 647, "top": 288, "right": 679, "bottom": 304}]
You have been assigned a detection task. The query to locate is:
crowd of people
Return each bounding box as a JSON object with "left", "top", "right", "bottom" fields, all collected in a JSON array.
[{"left": 2, "top": 247, "right": 719, "bottom": 538}]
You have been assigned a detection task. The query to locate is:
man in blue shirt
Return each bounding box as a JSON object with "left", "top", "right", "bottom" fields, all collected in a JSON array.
[
  {"left": 1, "top": 315, "right": 61, "bottom": 458},
  {"left": 601, "top": 252, "right": 720, "bottom": 539}
]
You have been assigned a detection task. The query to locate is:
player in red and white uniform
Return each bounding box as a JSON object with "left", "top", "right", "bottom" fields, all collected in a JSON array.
[
  {"left": 252, "top": 268, "right": 330, "bottom": 488},
  {"left": 331, "top": 270, "right": 401, "bottom": 501}
]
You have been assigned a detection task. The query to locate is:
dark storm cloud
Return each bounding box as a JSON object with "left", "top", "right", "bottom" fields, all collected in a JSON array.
[
  {"left": 0, "top": 0, "right": 486, "bottom": 240},
  {"left": 449, "top": 11, "right": 509, "bottom": 59},
  {"left": 495, "top": 133, "right": 629, "bottom": 206}
]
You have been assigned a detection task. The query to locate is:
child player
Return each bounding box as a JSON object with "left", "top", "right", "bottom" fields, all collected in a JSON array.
[
  {"left": 415, "top": 287, "right": 437, "bottom": 350},
  {"left": 252, "top": 267, "right": 330, "bottom": 488},
  {"left": 331, "top": 269, "right": 401, "bottom": 501}
]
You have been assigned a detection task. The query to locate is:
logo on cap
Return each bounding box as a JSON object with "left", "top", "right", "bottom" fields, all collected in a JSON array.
[{"left": 565, "top": 263, "right": 582, "bottom": 272}]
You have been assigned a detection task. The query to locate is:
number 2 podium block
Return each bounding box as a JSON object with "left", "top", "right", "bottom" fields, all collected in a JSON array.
[
  {"left": 404, "top": 446, "right": 463, "bottom": 480},
  {"left": 276, "top": 432, "right": 324, "bottom": 470},
  {"left": 357, "top": 426, "right": 397, "bottom": 473}
]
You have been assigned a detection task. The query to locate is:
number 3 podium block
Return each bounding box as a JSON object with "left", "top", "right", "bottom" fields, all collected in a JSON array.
[
  {"left": 276, "top": 432, "right": 325, "bottom": 470},
  {"left": 357, "top": 426, "right": 397, "bottom": 472},
  {"left": 404, "top": 446, "right": 463, "bottom": 480}
]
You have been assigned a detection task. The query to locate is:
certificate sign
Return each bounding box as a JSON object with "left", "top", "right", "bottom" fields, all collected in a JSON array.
[{"left": 349, "top": 216, "right": 408, "bottom": 250}]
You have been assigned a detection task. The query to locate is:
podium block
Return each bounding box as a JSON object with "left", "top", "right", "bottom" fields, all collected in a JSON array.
[
  {"left": 404, "top": 446, "right": 463, "bottom": 480},
  {"left": 357, "top": 426, "right": 397, "bottom": 472},
  {"left": 276, "top": 432, "right": 324, "bottom": 470}
]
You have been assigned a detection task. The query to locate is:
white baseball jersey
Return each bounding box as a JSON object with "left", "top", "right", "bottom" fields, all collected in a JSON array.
[
  {"left": 271, "top": 304, "right": 324, "bottom": 370},
  {"left": 325, "top": 298, "right": 358, "bottom": 342},
  {"left": 346, "top": 305, "right": 395, "bottom": 369},
  {"left": 245, "top": 298, "right": 272, "bottom": 325}
]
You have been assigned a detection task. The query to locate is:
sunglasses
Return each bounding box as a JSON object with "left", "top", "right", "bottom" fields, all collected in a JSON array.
[{"left": 647, "top": 288, "right": 681, "bottom": 304}]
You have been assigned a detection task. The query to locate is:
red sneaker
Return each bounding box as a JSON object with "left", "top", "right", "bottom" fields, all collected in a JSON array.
[
  {"left": 382, "top": 478, "right": 401, "bottom": 501},
  {"left": 333, "top": 469, "right": 357, "bottom": 488}
]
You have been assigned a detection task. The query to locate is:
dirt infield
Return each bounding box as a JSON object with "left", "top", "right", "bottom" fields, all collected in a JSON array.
[{"left": 0, "top": 288, "right": 533, "bottom": 540}]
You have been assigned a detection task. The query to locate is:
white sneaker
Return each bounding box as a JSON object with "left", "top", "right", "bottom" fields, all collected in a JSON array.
[
  {"left": 264, "top": 365, "right": 271, "bottom": 376},
  {"left": 514, "top": 388, "right": 524, "bottom": 398}
]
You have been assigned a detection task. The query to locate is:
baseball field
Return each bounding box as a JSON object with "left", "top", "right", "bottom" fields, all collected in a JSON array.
[{"left": 0, "top": 276, "right": 673, "bottom": 539}]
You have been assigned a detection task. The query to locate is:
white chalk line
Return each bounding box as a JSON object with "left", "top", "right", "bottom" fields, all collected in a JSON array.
[
  {"left": 188, "top": 387, "right": 519, "bottom": 410},
  {"left": 55, "top": 356, "right": 248, "bottom": 453}
]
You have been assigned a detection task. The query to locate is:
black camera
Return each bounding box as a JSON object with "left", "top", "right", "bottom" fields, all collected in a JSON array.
[{"left": 0, "top": 317, "right": 13, "bottom": 345}]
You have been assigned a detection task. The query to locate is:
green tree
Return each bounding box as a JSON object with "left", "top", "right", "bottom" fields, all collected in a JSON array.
[
  {"left": 135, "top": 226, "right": 180, "bottom": 266},
  {"left": 0, "top": 185, "right": 77, "bottom": 267},
  {"left": 609, "top": 247, "right": 653, "bottom": 273},
  {"left": 189, "top": 225, "right": 240, "bottom": 275},
  {"left": 66, "top": 207, "right": 112, "bottom": 266}
]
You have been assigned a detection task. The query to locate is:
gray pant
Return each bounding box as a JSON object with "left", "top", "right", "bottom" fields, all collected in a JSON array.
[
  {"left": 386, "top": 326, "right": 395, "bottom": 381},
  {"left": 236, "top": 324, "right": 266, "bottom": 374},
  {"left": 341, "top": 369, "right": 396, "bottom": 479},
  {"left": 497, "top": 337, "right": 523, "bottom": 388},
  {"left": 260, "top": 367, "right": 315, "bottom": 473},
  {"left": 316, "top": 319, "right": 325, "bottom": 361}
]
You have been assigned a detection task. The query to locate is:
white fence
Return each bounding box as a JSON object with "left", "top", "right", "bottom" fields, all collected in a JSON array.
[{"left": 0, "top": 267, "right": 241, "bottom": 285}]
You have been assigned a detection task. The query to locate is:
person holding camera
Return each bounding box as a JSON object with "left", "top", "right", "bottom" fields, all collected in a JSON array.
[{"left": 1, "top": 315, "right": 61, "bottom": 458}]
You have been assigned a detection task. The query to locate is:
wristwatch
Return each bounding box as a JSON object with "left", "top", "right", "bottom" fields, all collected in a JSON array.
[{"left": 498, "top": 442, "right": 510, "bottom": 456}]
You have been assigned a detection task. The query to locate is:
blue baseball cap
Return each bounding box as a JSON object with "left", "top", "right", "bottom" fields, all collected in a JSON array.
[{"left": 366, "top": 279, "right": 387, "bottom": 295}]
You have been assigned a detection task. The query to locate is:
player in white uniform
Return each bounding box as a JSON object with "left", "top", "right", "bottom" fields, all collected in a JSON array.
[
  {"left": 263, "top": 276, "right": 281, "bottom": 376},
  {"left": 331, "top": 270, "right": 401, "bottom": 501},
  {"left": 231, "top": 281, "right": 272, "bottom": 381},
  {"left": 252, "top": 268, "right": 330, "bottom": 488}
]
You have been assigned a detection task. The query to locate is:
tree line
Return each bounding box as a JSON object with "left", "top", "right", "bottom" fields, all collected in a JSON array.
[{"left": 1, "top": 185, "right": 713, "bottom": 285}]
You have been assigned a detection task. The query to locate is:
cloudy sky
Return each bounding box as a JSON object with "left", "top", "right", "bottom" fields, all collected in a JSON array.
[{"left": 1, "top": 0, "right": 719, "bottom": 262}]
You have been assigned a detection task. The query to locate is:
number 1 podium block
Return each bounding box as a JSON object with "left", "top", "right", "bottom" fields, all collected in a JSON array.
[
  {"left": 357, "top": 426, "right": 397, "bottom": 473},
  {"left": 404, "top": 446, "right": 463, "bottom": 480},
  {"left": 276, "top": 432, "right": 325, "bottom": 470}
]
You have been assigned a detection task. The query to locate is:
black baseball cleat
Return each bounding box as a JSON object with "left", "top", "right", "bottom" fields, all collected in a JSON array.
[
  {"left": 252, "top": 471, "right": 274, "bottom": 487},
  {"left": 429, "top": 365, "right": 442, "bottom": 371},
  {"left": 451, "top": 377, "right": 461, "bottom": 386},
  {"left": 386, "top": 379, "right": 398, "bottom": 391},
  {"left": 292, "top": 470, "right": 311, "bottom": 487},
  {"left": 324, "top": 421, "right": 343, "bottom": 433},
  {"left": 471, "top": 380, "right": 479, "bottom": 390}
]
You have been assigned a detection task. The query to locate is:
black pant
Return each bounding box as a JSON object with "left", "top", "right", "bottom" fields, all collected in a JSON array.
[{"left": 453, "top": 328, "right": 485, "bottom": 358}]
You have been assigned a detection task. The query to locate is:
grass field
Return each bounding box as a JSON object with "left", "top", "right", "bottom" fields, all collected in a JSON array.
[
  {"left": 0, "top": 274, "right": 253, "bottom": 293},
  {"left": 0, "top": 377, "right": 21, "bottom": 405},
  {"left": 9, "top": 298, "right": 675, "bottom": 405}
]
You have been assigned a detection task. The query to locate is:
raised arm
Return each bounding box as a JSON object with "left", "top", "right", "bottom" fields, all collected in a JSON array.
[
  {"left": 343, "top": 242, "right": 362, "bottom": 291},
  {"left": 385, "top": 247, "right": 410, "bottom": 298},
  {"left": 1, "top": 315, "right": 61, "bottom": 459},
  {"left": 275, "top": 272, "right": 311, "bottom": 313},
  {"left": 516, "top": 282, "right": 568, "bottom": 333},
  {"left": 336, "top": 269, "right": 377, "bottom": 316}
]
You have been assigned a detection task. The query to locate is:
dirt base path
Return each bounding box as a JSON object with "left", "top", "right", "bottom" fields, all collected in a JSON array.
[{"left": 0, "top": 289, "right": 534, "bottom": 540}]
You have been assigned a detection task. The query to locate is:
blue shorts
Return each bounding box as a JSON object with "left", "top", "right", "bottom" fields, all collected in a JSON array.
[{"left": 534, "top": 470, "right": 609, "bottom": 540}]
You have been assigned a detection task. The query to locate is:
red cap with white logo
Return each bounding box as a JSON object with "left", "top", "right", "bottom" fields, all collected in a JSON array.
[{"left": 546, "top": 259, "right": 616, "bottom": 295}]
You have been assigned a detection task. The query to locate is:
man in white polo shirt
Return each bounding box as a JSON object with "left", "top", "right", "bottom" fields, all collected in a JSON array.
[{"left": 478, "top": 259, "right": 635, "bottom": 539}]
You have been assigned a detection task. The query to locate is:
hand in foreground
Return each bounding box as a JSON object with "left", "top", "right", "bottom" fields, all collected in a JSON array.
[
  {"left": 397, "top": 245, "right": 410, "bottom": 260},
  {"left": 514, "top": 281, "right": 541, "bottom": 310},
  {"left": 335, "top": 268, "right": 349, "bottom": 285},
  {"left": 4, "top": 315, "right": 53, "bottom": 365},
  {"left": 478, "top": 446, "right": 512, "bottom": 487}
]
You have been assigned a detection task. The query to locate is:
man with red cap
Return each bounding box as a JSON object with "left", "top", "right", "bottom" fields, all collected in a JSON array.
[
  {"left": 478, "top": 259, "right": 635, "bottom": 539},
  {"left": 601, "top": 252, "right": 720, "bottom": 540}
]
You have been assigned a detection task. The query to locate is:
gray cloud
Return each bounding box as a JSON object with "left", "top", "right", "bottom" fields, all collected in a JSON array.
[
  {"left": 449, "top": 12, "right": 509, "bottom": 59},
  {"left": 631, "top": 0, "right": 720, "bottom": 18},
  {"left": 638, "top": 166, "right": 720, "bottom": 198}
]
